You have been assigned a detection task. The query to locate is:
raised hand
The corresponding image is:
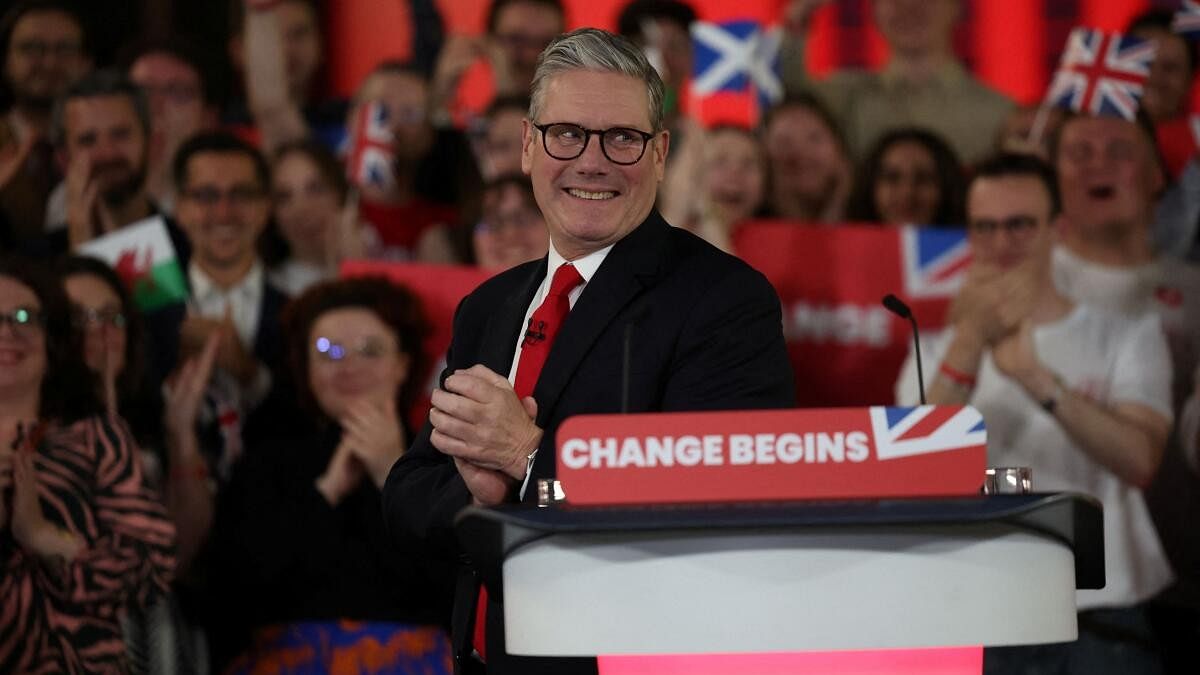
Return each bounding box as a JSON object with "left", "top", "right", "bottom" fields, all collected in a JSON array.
[{"left": 340, "top": 397, "right": 406, "bottom": 489}]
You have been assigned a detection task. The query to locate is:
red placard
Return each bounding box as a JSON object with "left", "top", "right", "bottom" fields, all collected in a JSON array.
[{"left": 556, "top": 406, "right": 987, "bottom": 506}]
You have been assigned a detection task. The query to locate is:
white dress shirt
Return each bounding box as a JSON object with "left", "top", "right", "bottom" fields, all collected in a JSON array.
[{"left": 188, "top": 260, "right": 265, "bottom": 349}]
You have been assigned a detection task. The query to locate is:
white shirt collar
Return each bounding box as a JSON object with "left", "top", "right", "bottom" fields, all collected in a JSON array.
[
  {"left": 546, "top": 243, "right": 613, "bottom": 285},
  {"left": 189, "top": 260, "right": 264, "bottom": 305}
]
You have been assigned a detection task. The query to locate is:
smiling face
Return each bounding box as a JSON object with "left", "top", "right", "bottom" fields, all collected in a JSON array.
[
  {"left": 272, "top": 150, "right": 340, "bottom": 255},
  {"left": 175, "top": 151, "right": 270, "bottom": 274},
  {"left": 1132, "top": 27, "right": 1193, "bottom": 122},
  {"left": 62, "top": 94, "right": 149, "bottom": 207},
  {"left": 307, "top": 307, "right": 410, "bottom": 420},
  {"left": 0, "top": 275, "right": 46, "bottom": 401},
  {"left": 873, "top": 140, "right": 941, "bottom": 225},
  {"left": 967, "top": 175, "right": 1056, "bottom": 272},
  {"left": 63, "top": 272, "right": 125, "bottom": 377},
  {"left": 703, "top": 128, "right": 765, "bottom": 225},
  {"left": 1055, "top": 115, "right": 1162, "bottom": 240},
  {"left": 521, "top": 70, "right": 668, "bottom": 260},
  {"left": 764, "top": 105, "right": 844, "bottom": 207}
]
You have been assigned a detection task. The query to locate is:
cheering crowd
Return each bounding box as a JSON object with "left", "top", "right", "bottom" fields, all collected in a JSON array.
[{"left": 0, "top": 0, "right": 1199, "bottom": 673}]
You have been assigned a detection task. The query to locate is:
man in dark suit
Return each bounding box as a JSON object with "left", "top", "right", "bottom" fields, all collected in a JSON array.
[
  {"left": 142, "top": 132, "right": 290, "bottom": 475},
  {"left": 382, "top": 28, "right": 795, "bottom": 675}
]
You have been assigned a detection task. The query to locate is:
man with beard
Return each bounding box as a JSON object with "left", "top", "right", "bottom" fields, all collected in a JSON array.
[
  {"left": 0, "top": 0, "right": 91, "bottom": 245},
  {"left": 47, "top": 69, "right": 157, "bottom": 251}
]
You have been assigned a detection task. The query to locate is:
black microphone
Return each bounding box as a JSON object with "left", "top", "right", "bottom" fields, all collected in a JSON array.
[
  {"left": 882, "top": 294, "right": 926, "bottom": 405},
  {"left": 621, "top": 306, "right": 651, "bottom": 414}
]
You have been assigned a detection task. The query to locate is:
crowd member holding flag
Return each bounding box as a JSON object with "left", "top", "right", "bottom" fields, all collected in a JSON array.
[
  {"left": 780, "top": 0, "right": 1013, "bottom": 165},
  {"left": 895, "top": 153, "right": 1174, "bottom": 674},
  {"left": 616, "top": 0, "right": 696, "bottom": 134},
  {"left": 0, "top": 1, "right": 92, "bottom": 247},
  {"left": 349, "top": 61, "right": 478, "bottom": 262},
  {"left": 384, "top": 28, "right": 793, "bottom": 674}
]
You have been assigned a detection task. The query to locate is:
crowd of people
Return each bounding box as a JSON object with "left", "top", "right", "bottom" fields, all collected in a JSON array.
[{"left": 0, "top": 0, "right": 1197, "bottom": 673}]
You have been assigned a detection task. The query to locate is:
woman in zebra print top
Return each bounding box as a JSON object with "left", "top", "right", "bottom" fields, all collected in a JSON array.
[{"left": 0, "top": 257, "right": 177, "bottom": 673}]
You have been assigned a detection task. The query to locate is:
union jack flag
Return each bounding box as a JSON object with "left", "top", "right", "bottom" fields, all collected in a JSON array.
[
  {"left": 1045, "top": 27, "right": 1157, "bottom": 121},
  {"left": 900, "top": 226, "right": 971, "bottom": 299},
  {"left": 347, "top": 101, "right": 395, "bottom": 191},
  {"left": 1174, "top": 0, "right": 1200, "bottom": 40},
  {"left": 869, "top": 406, "right": 987, "bottom": 462},
  {"left": 690, "top": 19, "right": 783, "bottom": 125}
]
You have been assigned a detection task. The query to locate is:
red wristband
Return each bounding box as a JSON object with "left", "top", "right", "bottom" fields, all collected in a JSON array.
[{"left": 938, "top": 362, "right": 978, "bottom": 389}]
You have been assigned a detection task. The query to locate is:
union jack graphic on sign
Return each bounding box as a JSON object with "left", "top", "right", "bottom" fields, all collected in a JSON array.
[
  {"left": 1045, "top": 28, "right": 1156, "bottom": 121},
  {"left": 900, "top": 226, "right": 971, "bottom": 299},
  {"left": 347, "top": 101, "right": 395, "bottom": 191},
  {"left": 869, "top": 406, "right": 987, "bottom": 461},
  {"left": 1174, "top": 0, "right": 1200, "bottom": 40}
]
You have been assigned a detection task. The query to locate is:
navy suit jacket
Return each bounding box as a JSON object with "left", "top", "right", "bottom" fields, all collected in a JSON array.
[{"left": 383, "top": 210, "right": 795, "bottom": 674}]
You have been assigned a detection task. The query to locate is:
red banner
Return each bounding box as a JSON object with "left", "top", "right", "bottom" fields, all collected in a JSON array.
[
  {"left": 734, "top": 222, "right": 967, "bottom": 408},
  {"left": 556, "top": 406, "right": 987, "bottom": 506}
]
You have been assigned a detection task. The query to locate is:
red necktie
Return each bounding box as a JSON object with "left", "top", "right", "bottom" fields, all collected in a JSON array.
[{"left": 472, "top": 262, "right": 584, "bottom": 661}]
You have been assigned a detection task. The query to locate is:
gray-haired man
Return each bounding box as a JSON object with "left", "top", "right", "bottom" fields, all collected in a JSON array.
[{"left": 384, "top": 28, "right": 794, "bottom": 674}]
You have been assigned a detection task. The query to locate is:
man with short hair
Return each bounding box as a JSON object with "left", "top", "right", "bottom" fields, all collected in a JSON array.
[
  {"left": 46, "top": 68, "right": 155, "bottom": 251},
  {"left": 143, "top": 132, "right": 288, "bottom": 476},
  {"left": 0, "top": 0, "right": 91, "bottom": 243},
  {"left": 781, "top": 0, "right": 1012, "bottom": 164},
  {"left": 1051, "top": 112, "right": 1200, "bottom": 405},
  {"left": 384, "top": 28, "right": 794, "bottom": 675},
  {"left": 896, "top": 153, "right": 1174, "bottom": 674}
]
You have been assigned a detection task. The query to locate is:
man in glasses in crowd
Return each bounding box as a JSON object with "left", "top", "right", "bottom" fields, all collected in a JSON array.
[
  {"left": 895, "top": 152, "right": 1174, "bottom": 674},
  {"left": 384, "top": 28, "right": 794, "bottom": 675},
  {"left": 144, "top": 132, "right": 289, "bottom": 479},
  {"left": 0, "top": 0, "right": 91, "bottom": 246}
]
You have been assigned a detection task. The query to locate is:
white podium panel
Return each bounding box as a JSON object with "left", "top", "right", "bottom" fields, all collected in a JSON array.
[{"left": 504, "top": 526, "right": 1077, "bottom": 656}]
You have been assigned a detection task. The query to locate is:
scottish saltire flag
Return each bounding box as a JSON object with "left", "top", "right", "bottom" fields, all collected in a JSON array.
[
  {"left": 689, "top": 18, "right": 782, "bottom": 126},
  {"left": 78, "top": 216, "right": 187, "bottom": 311},
  {"left": 1174, "top": 0, "right": 1200, "bottom": 40},
  {"left": 1045, "top": 27, "right": 1157, "bottom": 120},
  {"left": 869, "top": 406, "right": 987, "bottom": 461},
  {"left": 347, "top": 101, "right": 395, "bottom": 191},
  {"left": 900, "top": 226, "right": 971, "bottom": 299}
]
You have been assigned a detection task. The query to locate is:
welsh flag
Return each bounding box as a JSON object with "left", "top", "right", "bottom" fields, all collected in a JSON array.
[{"left": 78, "top": 216, "right": 188, "bottom": 311}]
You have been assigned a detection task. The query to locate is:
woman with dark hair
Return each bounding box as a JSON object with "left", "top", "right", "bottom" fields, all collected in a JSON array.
[
  {"left": 208, "top": 276, "right": 453, "bottom": 674},
  {"left": 848, "top": 127, "right": 967, "bottom": 227},
  {"left": 0, "top": 255, "right": 176, "bottom": 673},
  {"left": 59, "top": 255, "right": 216, "bottom": 573},
  {"left": 266, "top": 140, "right": 362, "bottom": 296}
]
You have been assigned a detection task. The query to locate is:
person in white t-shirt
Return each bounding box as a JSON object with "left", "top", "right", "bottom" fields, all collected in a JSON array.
[
  {"left": 896, "top": 153, "right": 1174, "bottom": 674},
  {"left": 1052, "top": 111, "right": 1200, "bottom": 409}
]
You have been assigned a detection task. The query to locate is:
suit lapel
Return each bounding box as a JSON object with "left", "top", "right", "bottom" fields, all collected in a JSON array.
[
  {"left": 532, "top": 212, "right": 668, "bottom": 424},
  {"left": 477, "top": 259, "right": 547, "bottom": 377}
]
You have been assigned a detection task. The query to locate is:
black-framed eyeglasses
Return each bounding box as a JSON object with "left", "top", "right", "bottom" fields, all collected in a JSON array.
[
  {"left": 0, "top": 307, "right": 45, "bottom": 337},
  {"left": 183, "top": 185, "right": 266, "bottom": 208},
  {"left": 533, "top": 122, "right": 655, "bottom": 166},
  {"left": 73, "top": 307, "right": 127, "bottom": 329}
]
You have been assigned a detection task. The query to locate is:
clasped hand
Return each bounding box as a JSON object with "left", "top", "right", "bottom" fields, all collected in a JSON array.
[{"left": 429, "top": 365, "right": 542, "bottom": 505}]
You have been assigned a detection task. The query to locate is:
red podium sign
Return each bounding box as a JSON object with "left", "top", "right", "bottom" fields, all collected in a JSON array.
[{"left": 556, "top": 406, "right": 988, "bottom": 506}]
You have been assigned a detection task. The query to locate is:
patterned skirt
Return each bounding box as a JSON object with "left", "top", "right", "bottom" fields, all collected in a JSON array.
[{"left": 224, "top": 620, "right": 452, "bottom": 675}]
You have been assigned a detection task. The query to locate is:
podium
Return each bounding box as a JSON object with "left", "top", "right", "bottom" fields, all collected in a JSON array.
[{"left": 454, "top": 493, "right": 1104, "bottom": 657}]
